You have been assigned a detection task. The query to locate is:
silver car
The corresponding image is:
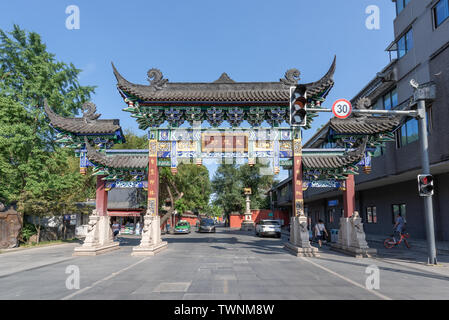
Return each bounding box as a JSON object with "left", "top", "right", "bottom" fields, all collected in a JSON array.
[{"left": 255, "top": 220, "right": 282, "bottom": 238}]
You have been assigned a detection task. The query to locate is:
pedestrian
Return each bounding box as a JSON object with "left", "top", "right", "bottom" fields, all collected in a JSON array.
[
  {"left": 135, "top": 221, "right": 140, "bottom": 236},
  {"left": 314, "top": 219, "right": 328, "bottom": 248},
  {"left": 393, "top": 212, "right": 405, "bottom": 243},
  {"left": 112, "top": 220, "right": 120, "bottom": 240}
]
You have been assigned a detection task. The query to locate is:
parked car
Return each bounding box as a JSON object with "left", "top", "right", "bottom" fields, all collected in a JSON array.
[
  {"left": 198, "top": 218, "right": 216, "bottom": 233},
  {"left": 174, "top": 220, "right": 191, "bottom": 234},
  {"left": 255, "top": 219, "right": 281, "bottom": 238}
]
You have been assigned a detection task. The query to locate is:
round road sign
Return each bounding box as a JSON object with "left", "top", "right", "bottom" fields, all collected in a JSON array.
[{"left": 332, "top": 99, "right": 352, "bottom": 119}]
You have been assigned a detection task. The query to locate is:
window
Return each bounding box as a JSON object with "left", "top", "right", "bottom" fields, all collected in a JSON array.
[
  {"left": 392, "top": 204, "right": 406, "bottom": 224},
  {"left": 396, "top": 0, "right": 411, "bottom": 15},
  {"left": 397, "top": 118, "right": 419, "bottom": 147},
  {"left": 397, "top": 29, "right": 413, "bottom": 58},
  {"left": 366, "top": 206, "right": 377, "bottom": 224},
  {"left": 382, "top": 88, "right": 398, "bottom": 110},
  {"left": 434, "top": 0, "right": 449, "bottom": 28},
  {"left": 396, "top": 107, "right": 432, "bottom": 148}
]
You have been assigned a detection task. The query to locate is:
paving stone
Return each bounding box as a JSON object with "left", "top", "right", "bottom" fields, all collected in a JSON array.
[{"left": 153, "top": 282, "right": 191, "bottom": 293}]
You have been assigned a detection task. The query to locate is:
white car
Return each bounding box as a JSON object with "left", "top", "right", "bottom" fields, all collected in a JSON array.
[{"left": 255, "top": 220, "right": 282, "bottom": 238}]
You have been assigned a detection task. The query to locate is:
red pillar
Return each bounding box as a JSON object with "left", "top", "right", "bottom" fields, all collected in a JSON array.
[
  {"left": 343, "top": 174, "right": 355, "bottom": 218},
  {"left": 96, "top": 175, "right": 108, "bottom": 216},
  {"left": 147, "top": 140, "right": 159, "bottom": 216},
  {"left": 292, "top": 137, "right": 304, "bottom": 217}
]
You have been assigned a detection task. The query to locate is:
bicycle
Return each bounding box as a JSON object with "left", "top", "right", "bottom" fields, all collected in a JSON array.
[{"left": 383, "top": 231, "right": 411, "bottom": 249}]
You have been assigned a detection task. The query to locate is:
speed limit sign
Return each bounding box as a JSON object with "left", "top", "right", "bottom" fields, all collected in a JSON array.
[{"left": 332, "top": 99, "right": 352, "bottom": 119}]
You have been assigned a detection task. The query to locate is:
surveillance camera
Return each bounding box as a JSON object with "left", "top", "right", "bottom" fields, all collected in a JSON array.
[{"left": 410, "top": 79, "right": 419, "bottom": 89}]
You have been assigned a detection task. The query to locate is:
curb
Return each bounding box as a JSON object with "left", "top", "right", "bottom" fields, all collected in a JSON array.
[{"left": 0, "top": 242, "right": 78, "bottom": 254}]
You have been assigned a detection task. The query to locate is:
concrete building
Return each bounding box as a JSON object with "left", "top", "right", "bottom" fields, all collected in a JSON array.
[{"left": 271, "top": 0, "right": 449, "bottom": 241}]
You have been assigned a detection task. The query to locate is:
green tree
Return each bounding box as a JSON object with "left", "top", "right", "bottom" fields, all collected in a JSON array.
[
  {"left": 204, "top": 204, "right": 224, "bottom": 218},
  {"left": 211, "top": 163, "right": 245, "bottom": 217},
  {"left": 0, "top": 25, "right": 96, "bottom": 241},
  {"left": 112, "top": 129, "right": 147, "bottom": 149},
  {"left": 211, "top": 162, "right": 274, "bottom": 221},
  {"left": 238, "top": 162, "right": 274, "bottom": 210},
  {"left": 158, "top": 164, "right": 211, "bottom": 226}
]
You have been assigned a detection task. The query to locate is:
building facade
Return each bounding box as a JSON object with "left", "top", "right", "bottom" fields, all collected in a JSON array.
[{"left": 272, "top": 0, "right": 449, "bottom": 241}]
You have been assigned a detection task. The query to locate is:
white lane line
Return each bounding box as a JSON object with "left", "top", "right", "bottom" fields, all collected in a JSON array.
[
  {"left": 301, "top": 257, "right": 392, "bottom": 300},
  {"left": 61, "top": 257, "right": 150, "bottom": 300}
]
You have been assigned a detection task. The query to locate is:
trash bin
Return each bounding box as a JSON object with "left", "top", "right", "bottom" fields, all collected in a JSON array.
[{"left": 330, "top": 229, "right": 339, "bottom": 243}]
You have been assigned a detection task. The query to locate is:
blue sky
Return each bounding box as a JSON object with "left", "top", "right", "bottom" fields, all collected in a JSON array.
[{"left": 0, "top": 0, "right": 396, "bottom": 181}]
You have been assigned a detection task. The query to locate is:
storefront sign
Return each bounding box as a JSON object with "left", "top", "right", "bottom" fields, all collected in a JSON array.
[
  {"left": 105, "top": 181, "right": 148, "bottom": 189},
  {"left": 303, "top": 181, "right": 342, "bottom": 188},
  {"left": 328, "top": 200, "right": 339, "bottom": 207}
]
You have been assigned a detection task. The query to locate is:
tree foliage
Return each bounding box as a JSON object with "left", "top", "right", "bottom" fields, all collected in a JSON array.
[
  {"left": 112, "top": 129, "right": 147, "bottom": 149},
  {"left": 0, "top": 25, "right": 96, "bottom": 241},
  {"left": 158, "top": 164, "right": 211, "bottom": 225},
  {"left": 211, "top": 162, "right": 274, "bottom": 216},
  {"left": 211, "top": 164, "right": 245, "bottom": 215}
]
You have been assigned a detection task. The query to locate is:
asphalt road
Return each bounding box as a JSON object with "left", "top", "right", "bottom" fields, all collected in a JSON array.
[{"left": 1, "top": 226, "right": 449, "bottom": 300}]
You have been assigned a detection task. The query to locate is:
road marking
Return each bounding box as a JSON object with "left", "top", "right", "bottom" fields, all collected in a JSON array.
[
  {"left": 61, "top": 257, "right": 150, "bottom": 300},
  {"left": 223, "top": 279, "right": 228, "bottom": 294},
  {"left": 301, "top": 257, "right": 392, "bottom": 300}
]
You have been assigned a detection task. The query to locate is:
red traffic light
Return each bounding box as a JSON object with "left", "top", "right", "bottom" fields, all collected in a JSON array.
[{"left": 417, "top": 174, "right": 434, "bottom": 196}]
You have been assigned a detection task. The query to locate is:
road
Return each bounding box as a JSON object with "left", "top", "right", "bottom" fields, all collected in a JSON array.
[{"left": 1, "top": 226, "right": 449, "bottom": 300}]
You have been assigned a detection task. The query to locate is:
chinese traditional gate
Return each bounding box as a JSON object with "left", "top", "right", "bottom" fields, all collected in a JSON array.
[{"left": 45, "top": 56, "right": 404, "bottom": 257}]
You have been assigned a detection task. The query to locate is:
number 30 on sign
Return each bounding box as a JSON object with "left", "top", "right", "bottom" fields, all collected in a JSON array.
[{"left": 332, "top": 99, "right": 352, "bottom": 119}]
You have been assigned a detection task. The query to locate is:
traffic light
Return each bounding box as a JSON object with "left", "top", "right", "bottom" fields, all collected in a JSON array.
[
  {"left": 290, "top": 85, "right": 307, "bottom": 127},
  {"left": 417, "top": 174, "right": 434, "bottom": 197}
]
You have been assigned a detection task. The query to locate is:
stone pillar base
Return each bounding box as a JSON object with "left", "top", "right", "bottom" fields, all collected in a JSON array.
[
  {"left": 331, "top": 216, "right": 377, "bottom": 258},
  {"left": 132, "top": 214, "right": 168, "bottom": 256},
  {"left": 330, "top": 243, "right": 377, "bottom": 258},
  {"left": 73, "top": 214, "right": 119, "bottom": 256},
  {"left": 73, "top": 242, "right": 120, "bottom": 256},
  {"left": 284, "top": 242, "right": 320, "bottom": 257},
  {"left": 241, "top": 221, "right": 255, "bottom": 231},
  {"left": 131, "top": 241, "right": 168, "bottom": 256},
  {"left": 284, "top": 215, "right": 320, "bottom": 257}
]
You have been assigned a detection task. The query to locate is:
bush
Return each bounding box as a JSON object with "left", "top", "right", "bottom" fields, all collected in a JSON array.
[{"left": 20, "top": 223, "right": 37, "bottom": 243}]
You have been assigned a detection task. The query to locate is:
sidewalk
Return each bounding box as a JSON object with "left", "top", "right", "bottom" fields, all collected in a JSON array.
[
  {"left": 281, "top": 229, "right": 449, "bottom": 254},
  {"left": 365, "top": 233, "right": 449, "bottom": 254},
  {"left": 0, "top": 240, "right": 81, "bottom": 254}
]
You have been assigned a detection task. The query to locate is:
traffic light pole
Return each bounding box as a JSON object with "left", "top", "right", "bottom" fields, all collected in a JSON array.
[
  {"left": 305, "top": 82, "right": 438, "bottom": 264},
  {"left": 417, "top": 98, "right": 437, "bottom": 265}
]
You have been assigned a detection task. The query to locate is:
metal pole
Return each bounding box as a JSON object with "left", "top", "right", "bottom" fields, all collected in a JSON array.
[
  {"left": 417, "top": 99, "right": 437, "bottom": 265},
  {"left": 306, "top": 108, "right": 418, "bottom": 116}
]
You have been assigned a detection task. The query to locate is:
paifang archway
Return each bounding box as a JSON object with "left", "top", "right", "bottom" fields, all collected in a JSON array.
[{"left": 45, "top": 56, "right": 395, "bottom": 257}]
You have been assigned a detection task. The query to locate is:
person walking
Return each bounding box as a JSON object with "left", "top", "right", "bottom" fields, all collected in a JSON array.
[
  {"left": 314, "top": 219, "right": 328, "bottom": 248},
  {"left": 112, "top": 220, "right": 120, "bottom": 241}
]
